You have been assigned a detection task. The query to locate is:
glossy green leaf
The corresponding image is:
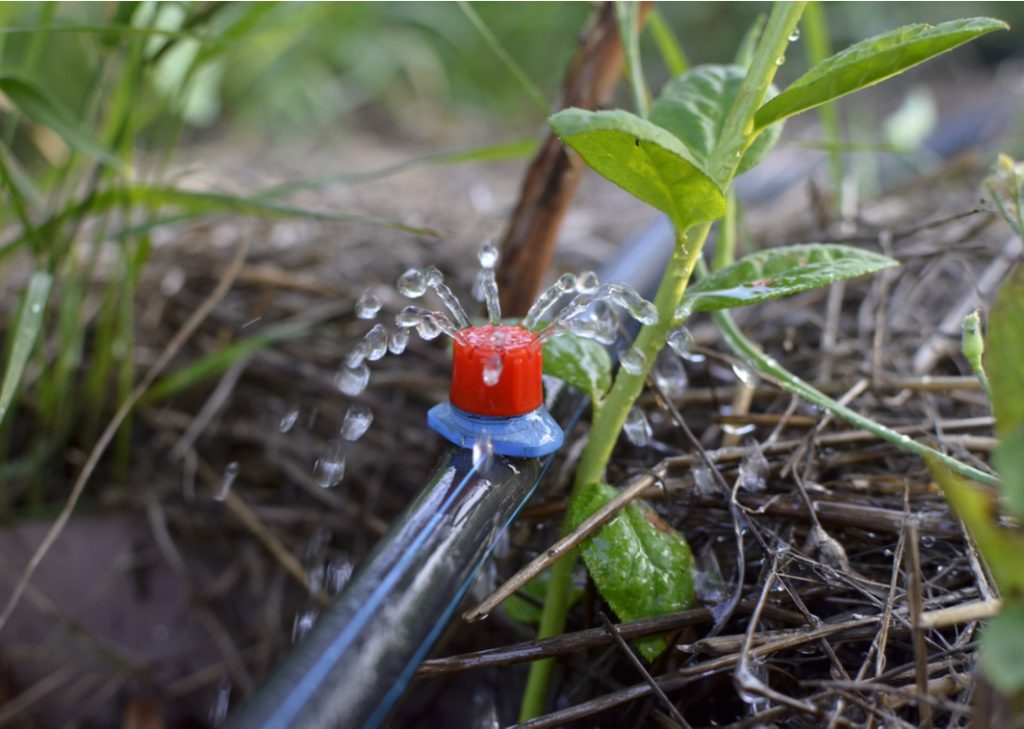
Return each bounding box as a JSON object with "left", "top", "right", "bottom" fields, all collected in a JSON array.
[
  {"left": 0, "top": 75, "right": 118, "bottom": 166},
  {"left": 754, "top": 18, "right": 1008, "bottom": 130},
  {"left": 548, "top": 108, "right": 726, "bottom": 229},
  {"left": 926, "top": 455, "right": 1024, "bottom": 597},
  {"left": 681, "top": 244, "right": 898, "bottom": 315},
  {"left": 988, "top": 263, "right": 1024, "bottom": 440},
  {"left": 568, "top": 481, "right": 695, "bottom": 661},
  {"left": 0, "top": 272, "right": 51, "bottom": 429},
  {"left": 543, "top": 331, "right": 612, "bottom": 404},
  {"left": 650, "top": 64, "right": 782, "bottom": 183},
  {"left": 980, "top": 604, "right": 1024, "bottom": 695}
]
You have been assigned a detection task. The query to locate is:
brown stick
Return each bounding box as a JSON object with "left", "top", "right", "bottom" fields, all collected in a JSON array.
[{"left": 496, "top": 2, "right": 651, "bottom": 316}]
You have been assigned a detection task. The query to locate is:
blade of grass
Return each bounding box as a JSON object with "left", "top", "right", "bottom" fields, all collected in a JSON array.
[
  {"left": 0, "top": 236, "right": 251, "bottom": 637},
  {"left": 457, "top": 1, "right": 550, "bottom": 116},
  {"left": 0, "top": 184, "right": 443, "bottom": 260},
  {"left": 802, "top": 1, "right": 844, "bottom": 209},
  {"left": 0, "top": 75, "right": 120, "bottom": 168},
  {"left": 647, "top": 8, "right": 688, "bottom": 77},
  {"left": 0, "top": 272, "right": 52, "bottom": 429},
  {"left": 141, "top": 322, "right": 309, "bottom": 405}
]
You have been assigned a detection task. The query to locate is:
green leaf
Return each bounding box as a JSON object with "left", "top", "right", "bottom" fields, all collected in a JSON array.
[
  {"left": 681, "top": 244, "right": 898, "bottom": 315},
  {"left": 548, "top": 108, "right": 726, "bottom": 229},
  {"left": 543, "top": 331, "right": 612, "bottom": 404},
  {"left": 650, "top": 64, "right": 782, "bottom": 183},
  {"left": 988, "top": 263, "right": 1024, "bottom": 440},
  {"left": 568, "top": 482, "right": 695, "bottom": 661},
  {"left": 754, "top": 18, "right": 1008, "bottom": 130},
  {"left": 980, "top": 604, "right": 1024, "bottom": 695},
  {"left": 0, "top": 272, "right": 51, "bottom": 429},
  {"left": 0, "top": 75, "right": 118, "bottom": 167},
  {"left": 926, "top": 455, "right": 1024, "bottom": 597},
  {"left": 994, "top": 429, "right": 1024, "bottom": 519}
]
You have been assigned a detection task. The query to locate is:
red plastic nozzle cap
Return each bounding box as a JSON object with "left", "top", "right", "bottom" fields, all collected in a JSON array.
[{"left": 450, "top": 325, "right": 543, "bottom": 417}]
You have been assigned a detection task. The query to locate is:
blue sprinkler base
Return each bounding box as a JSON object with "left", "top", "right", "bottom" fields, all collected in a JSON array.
[{"left": 427, "top": 402, "right": 564, "bottom": 458}]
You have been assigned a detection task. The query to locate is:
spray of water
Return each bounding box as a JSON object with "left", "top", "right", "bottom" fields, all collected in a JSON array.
[{"left": 312, "top": 240, "right": 669, "bottom": 487}]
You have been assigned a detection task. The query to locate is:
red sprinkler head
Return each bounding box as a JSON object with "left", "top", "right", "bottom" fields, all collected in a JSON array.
[{"left": 450, "top": 325, "right": 543, "bottom": 416}]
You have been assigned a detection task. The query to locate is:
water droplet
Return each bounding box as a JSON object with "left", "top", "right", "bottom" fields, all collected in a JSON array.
[
  {"left": 417, "top": 315, "right": 441, "bottom": 340},
  {"left": 478, "top": 241, "right": 499, "bottom": 269},
  {"left": 355, "top": 290, "right": 382, "bottom": 319},
  {"left": 692, "top": 465, "right": 715, "bottom": 496},
  {"left": 216, "top": 462, "right": 239, "bottom": 501},
  {"left": 623, "top": 406, "right": 652, "bottom": 446},
  {"left": 397, "top": 268, "right": 427, "bottom": 298},
  {"left": 313, "top": 444, "right": 345, "bottom": 488},
  {"left": 667, "top": 326, "right": 705, "bottom": 362},
  {"left": 388, "top": 327, "right": 409, "bottom": 355},
  {"left": 209, "top": 676, "right": 232, "bottom": 727},
  {"left": 347, "top": 323, "right": 388, "bottom": 367},
  {"left": 732, "top": 361, "right": 760, "bottom": 387},
  {"left": 523, "top": 274, "right": 576, "bottom": 330},
  {"left": 788, "top": 27, "right": 801, "bottom": 41},
  {"left": 423, "top": 265, "right": 443, "bottom": 287},
  {"left": 620, "top": 345, "right": 647, "bottom": 375},
  {"left": 482, "top": 354, "right": 503, "bottom": 387},
  {"left": 161, "top": 267, "right": 186, "bottom": 297},
  {"left": 326, "top": 560, "right": 353, "bottom": 595},
  {"left": 292, "top": 610, "right": 318, "bottom": 642},
  {"left": 480, "top": 268, "right": 501, "bottom": 325},
  {"left": 737, "top": 446, "right": 768, "bottom": 492},
  {"left": 336, "top": 363, "right": 370, "bottom": 396},
  {"left": 921, "top": 534, "right": 936, "bottom": 548},
  {"left": 341, "top": 404, "right": 373, "bottom": 441},
  {"left": 603, "top": 284, "right": 658, "bottom": 325},
  {"left": 279, "top": 409, "right": 299, "bottom": 433},
  {"left": 424, "top": 266, "right": 471, "bottom": 329},
  {"left": 575, "top": 270, "right": 600, "bottom": 294},
  {"left": 775, "top": 54, "right": 786, "bottom": 66},
  {"left": 472, "top": 433, "right": 494, "bottom": 469},
  {"left": 30, "top": 303, "right": 41, "bottom": 314},
  {"left": 653, "top": 351, "right": 688, "bottom": 399}
]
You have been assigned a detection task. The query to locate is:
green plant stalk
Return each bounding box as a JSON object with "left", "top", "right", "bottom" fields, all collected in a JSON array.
[
  {"left": 616, "top": 1, "right": 648, "bottom": 119},
  {"left": 520, "top": 4, "right": 806, "bottom": 718},
  {"left": 711, "top": 302, "right": 999, "bottom": 487},
  {"left": 647, "top": 8, "right": 688, "bottom": 77},
  {"left": 802, "top": 1, "right": 844, "bottom": 209}
]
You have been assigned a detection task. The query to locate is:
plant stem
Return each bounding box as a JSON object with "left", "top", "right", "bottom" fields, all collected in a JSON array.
[
  {"left": 520, "top": 4, "right": 806, "bottom": 718},
  {"left": 713, "top": 307, "right": 1000, "bottom": 487}
]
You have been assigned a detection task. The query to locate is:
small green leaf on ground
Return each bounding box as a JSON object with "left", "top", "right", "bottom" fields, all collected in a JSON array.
[
  {"left": 567, "top": 481, "right": 695, "bottom": 661},
  {"left": 681, "top": 244, "right": 898, "bottom": 315},
  {"left": 754, "top": 18, "right": 1008, "bottom": 130},
  {"left": 0, "top": 75, "right": 118, "bottom": 166},
  {"left": 650, "top": 64, "right": 782, "bottom": 182},
  {"left": 987, "top": 263, "right": 1024, "bottom": 440},
  {"left": 0, "top": 272, "right": 51, "bottom": 429},
  {"left": 543, "top": 331, "right": 612, "bottom": 404},
  {"left": 980, "top": 603, "right": 1024, "bottom": 695},
  {"left": 549, "top": 108, "right": 726, "bottom": 229}
]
